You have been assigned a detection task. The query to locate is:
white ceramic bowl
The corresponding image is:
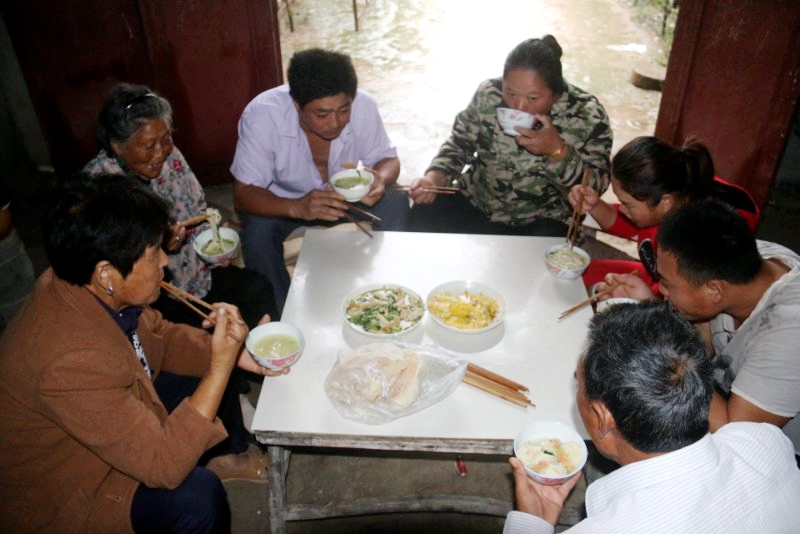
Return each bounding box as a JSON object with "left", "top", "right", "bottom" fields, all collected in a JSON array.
[
  {"left": 330, "top": 168, "right": 375, "bottom": 202},
  {"left": 342, "top": 284, "right": 425, "bottom": 338},
  {"left": 543, "top": 244, "right": 591, "bottom": 280},
  {"left": 496, "top": 107, "right": 535, "bottom": 136},
  {"left": 245, "top": 322, "right": 305, "bottom": 371},
  {"left": 426, "top": 280, "right": 506, "bottom": 334},
  {"left": 513, "top": 420, "right": 588, "bottom": 485},
  {"left": 595, "top": 297, "right": 639, "bottom": 313},
  {"left": 192, "top": 227, "right": 240, "bottom": 265}
]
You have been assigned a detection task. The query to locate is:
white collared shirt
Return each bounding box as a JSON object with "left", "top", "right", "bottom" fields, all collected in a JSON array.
[
  {"left": 504, "top": 422, "right": 800, "bottom": 534},
  {"left": 230, "top": 84, "right": 397, "bottom": 198}
]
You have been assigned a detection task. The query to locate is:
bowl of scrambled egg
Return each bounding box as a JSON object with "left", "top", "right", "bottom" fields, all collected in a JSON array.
[{"left": 426, "top": 280, "right": 505, "bottom": 334}]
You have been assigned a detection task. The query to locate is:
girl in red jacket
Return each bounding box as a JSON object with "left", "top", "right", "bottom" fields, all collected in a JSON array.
[{"left": 569, "top": 136, "right": 759, "bottom": 291}]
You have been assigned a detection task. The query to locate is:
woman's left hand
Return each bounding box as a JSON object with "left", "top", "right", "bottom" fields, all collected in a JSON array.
[
  {"left": 236, "top": 314, "right": 291, "bottom": 377},
  {"left": 514, "top": 114, "right": 563, "bottom": 157}
]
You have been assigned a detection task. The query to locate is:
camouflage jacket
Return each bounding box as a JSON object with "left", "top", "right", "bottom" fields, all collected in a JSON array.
[{"left": 428, "top": 78, "right": 612, "bottom": 225}]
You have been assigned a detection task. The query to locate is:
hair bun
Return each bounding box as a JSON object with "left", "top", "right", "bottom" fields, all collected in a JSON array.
[{"left": 541, "top": 35, "right": 563, "bottom": 59}]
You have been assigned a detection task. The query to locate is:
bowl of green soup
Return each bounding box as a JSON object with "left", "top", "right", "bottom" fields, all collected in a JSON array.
[
  {"left": 193, "top": 227, "right": 240, "bottom": 265},
  {"left": 245, "top": 322, "right": 305, "bottom": 371},
  {"left": 330, "top": 168, "right": 374, "bottom": 202}
]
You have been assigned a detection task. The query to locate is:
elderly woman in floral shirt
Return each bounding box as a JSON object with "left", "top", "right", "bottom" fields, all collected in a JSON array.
[
  {"left": 82, "top": 83, "right": 277, "bottom": 482},
  {"left": 83, "top": 83, "right": 279, "bottom": 328}
]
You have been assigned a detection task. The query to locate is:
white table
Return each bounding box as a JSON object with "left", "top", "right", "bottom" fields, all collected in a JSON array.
[{"left": 252, "top": 230, "right": 593, "bottom": 532}]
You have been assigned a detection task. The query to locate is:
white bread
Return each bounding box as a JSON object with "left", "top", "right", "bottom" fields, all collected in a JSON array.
[
  {"left": 336, "top": 343, "right": 423, "bottom": 407},
  {"left": 388, "top": 349, "right": 422, "bottom": 407}
]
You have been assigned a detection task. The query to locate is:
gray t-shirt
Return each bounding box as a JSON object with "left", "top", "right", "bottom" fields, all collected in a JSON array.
[{"left": 710, "top": 241, "right": 800, "bottom": 453}]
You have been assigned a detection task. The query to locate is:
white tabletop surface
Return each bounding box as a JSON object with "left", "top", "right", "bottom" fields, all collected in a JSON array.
[{"left": 252, "top": 230, "right": 593, "bottom": 442}]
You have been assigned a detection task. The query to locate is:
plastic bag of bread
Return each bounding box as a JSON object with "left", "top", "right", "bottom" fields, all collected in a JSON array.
[{"left": 324, "top": 342, "right": 467, "bottom": 425}]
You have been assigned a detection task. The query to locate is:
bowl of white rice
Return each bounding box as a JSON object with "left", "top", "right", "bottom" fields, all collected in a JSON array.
[
  {"left": 543, "top": 244, "right": 590, "bottom": 280},
  {"left": 513, "top": 420, "right": 587, "bottom": 485}
]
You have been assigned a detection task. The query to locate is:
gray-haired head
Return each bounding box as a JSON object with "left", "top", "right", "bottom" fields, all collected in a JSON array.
[
  {"left": 95, "top": 83, "right": 173, "bottom": 154},
  {"left": 581, "top": 300, "right": 712, "bottom": 453}
]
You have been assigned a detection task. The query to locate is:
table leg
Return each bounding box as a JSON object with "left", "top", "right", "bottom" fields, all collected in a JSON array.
[{"left": 267, "top": 445, "right": 288, "bottom": 534}]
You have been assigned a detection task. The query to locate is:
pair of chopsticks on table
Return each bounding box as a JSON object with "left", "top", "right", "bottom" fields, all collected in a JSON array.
[
  {"left": 558, "top": 270, "right": 641, "bottom": 320},
  {"left": 565, "top": 169, "right": 593, "bottom": 246},
  {"left": 462, "top": 363, "right": 533, "bottom": 408},
  {"left": 159, "top": 281, "right": 244, "bottom": 340},
  {"left": 391, "top": 185, "right": 459, "bottom": 196}
]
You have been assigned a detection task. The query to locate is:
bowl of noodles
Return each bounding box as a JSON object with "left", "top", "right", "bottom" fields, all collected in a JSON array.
[
  {"left": 342, "top": 284, "right": 425, "bottom": 338},
  {"left": 514, "top": 420, "right": 587, "bottom": 485},
  {"left": 193, "top": 227, "right": 240, "bottom": 265},
  {"left": 544, "top": 244, "right": 590, "bottom": 280},
  {"left": 426, "top": 280, "right": 505, "bottom": 334}
]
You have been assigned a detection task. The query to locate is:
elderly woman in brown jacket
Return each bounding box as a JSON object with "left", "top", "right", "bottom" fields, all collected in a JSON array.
[{"left": 0, "top": 175, "right": 285, "bottom": 533}]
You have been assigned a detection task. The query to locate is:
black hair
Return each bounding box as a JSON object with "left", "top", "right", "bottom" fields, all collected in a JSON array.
[
  {"left": 503, "top": 35, "right": 568, "bottom": 94},
  {"left": 612, "top": 136, "right": 715, "bottom": 206},
  {"left": 42, "top": 174, "right": 170, "bottom": 285},
  {"left": 582, "top": 300, "right": 712, "bottom": 453},
  {"left": 288, "top": 48, "right": 358, "bottom": 108},
  {"left": 96, "top": 83, "right": 173, "bottom": 154},
  {"left": 658, "top": 199, "right": 762, "bottom": 286}
]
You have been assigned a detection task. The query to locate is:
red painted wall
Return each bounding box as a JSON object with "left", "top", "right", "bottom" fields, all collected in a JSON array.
[
  {"left": 656, "top": 0, "right": 800, "bottom": 208},
  {"left": 2, "top": 0, "right": 283, "bottom": 184}
]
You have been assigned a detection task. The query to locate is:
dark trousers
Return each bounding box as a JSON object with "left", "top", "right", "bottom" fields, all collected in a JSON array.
[
  {"left": 130, "top": 372, "right": 243, "bottom": 533},
  {"left": 130, "top": 467, "right": 230, "bottom": 534},
  {"left": 407, "top": 192, "right": 568, "bottom": 237},
  {"left": 238, "top": 188, "right": 410, "bottom": 313}
]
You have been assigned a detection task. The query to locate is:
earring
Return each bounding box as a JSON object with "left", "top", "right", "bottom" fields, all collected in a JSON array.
[{"left": 105, "top": 284, "right": 114, "bottom": 296}]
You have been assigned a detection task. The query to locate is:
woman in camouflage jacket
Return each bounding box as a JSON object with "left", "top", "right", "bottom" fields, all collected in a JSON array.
[{"left": 408, "top": 35, "right": 612, "bottom": 236}]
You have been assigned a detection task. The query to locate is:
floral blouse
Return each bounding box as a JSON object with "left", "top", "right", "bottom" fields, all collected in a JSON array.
[{"left": 83, "top": 147, "right": 213, "bottom": 297}]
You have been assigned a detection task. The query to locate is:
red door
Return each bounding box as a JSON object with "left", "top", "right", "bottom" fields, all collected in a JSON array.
[
  {"left": 1, "top": 0, "right": 283, "bottom": 184},
  {"left": 656, "top": 0, "right": 800, "bottom": 208}
]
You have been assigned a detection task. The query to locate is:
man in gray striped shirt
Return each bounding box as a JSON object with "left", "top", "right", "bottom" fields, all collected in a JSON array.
[{"left": 504, "top": 301, "right": 800, "bottom": 534}]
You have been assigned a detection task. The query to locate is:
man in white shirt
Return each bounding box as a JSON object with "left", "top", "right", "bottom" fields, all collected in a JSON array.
[
  {"left": 603, "top": 200, "right": 800, "bottom": 456},
  {"left": 230, "top": 48, "right": 408, "bottom": 311},
  {"left": 504, "top": 301, "right": 800, "bottom": 534}
]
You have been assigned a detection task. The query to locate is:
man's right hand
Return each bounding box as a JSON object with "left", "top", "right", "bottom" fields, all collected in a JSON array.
[
  {"left": 289, "top": 189, "right": 349, "bottom": 221},
  {"left": 598, "top": 272, "right": 655, "bottom": 300},
  {"left": 509, "top": 457, "right": 580, "bottom": 526}
]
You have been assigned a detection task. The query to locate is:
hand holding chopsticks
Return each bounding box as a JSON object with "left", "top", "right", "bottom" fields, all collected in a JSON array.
[
  {"left": 462, "top": 363, "right": 533, "bottom": 408},
  {"left": 565, "top": 169, "right": 593, "bottom": 246},
  {"left": 159, "top": 281, "right": 245, "bottom": 340},
  {"left": 558, "top": 270, "right": 641, "bottom": 320},
  {"left": 177, "top": 213, "right": 210, "bottom": 228},
  {"left": 392, "top": 184, "right": 459, "bottom": 195}
]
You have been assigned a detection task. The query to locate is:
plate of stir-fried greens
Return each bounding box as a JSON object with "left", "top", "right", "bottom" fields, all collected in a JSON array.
[{"left": 343, "top": 284, "right": 425, "bottom": 337}]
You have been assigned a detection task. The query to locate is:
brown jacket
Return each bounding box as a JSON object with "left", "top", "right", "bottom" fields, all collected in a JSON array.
[{"left": 0, "top": 269, "right": 228, "bottom": 532}]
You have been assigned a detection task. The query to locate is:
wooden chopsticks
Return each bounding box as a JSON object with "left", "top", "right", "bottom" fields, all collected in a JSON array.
[
  {"left": 392, "top": 185, "right": 459, "bottom": 195},
  {"left": 177, "top": 213, "right": 210, "bottom": 228},
  {"left": 159, "top": 281, "right": 245, "bottom": 336},
  {"left": 347, "top": 204, "right": 382, "bottom": 223},
  {"left": 463, "top": 363, "right": 533, "bottom": 408},
  {"left": 343, "top": 213, "right": 373, "bottom": 238},
  {"left": 558, "top": 270, "right": 641, "bottom": 320},
  {"left": 566, "top": 168, "right": 593, "bottom": 245}
]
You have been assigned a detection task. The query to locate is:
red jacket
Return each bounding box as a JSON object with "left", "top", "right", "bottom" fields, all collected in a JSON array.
[{"left": 605, "top": 176, "right": 760, "bottom": 282}]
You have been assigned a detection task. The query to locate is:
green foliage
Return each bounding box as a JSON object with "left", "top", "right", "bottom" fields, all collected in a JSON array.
[{"left": 627, "top": 0, "right": 679, "bottom": 66}]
